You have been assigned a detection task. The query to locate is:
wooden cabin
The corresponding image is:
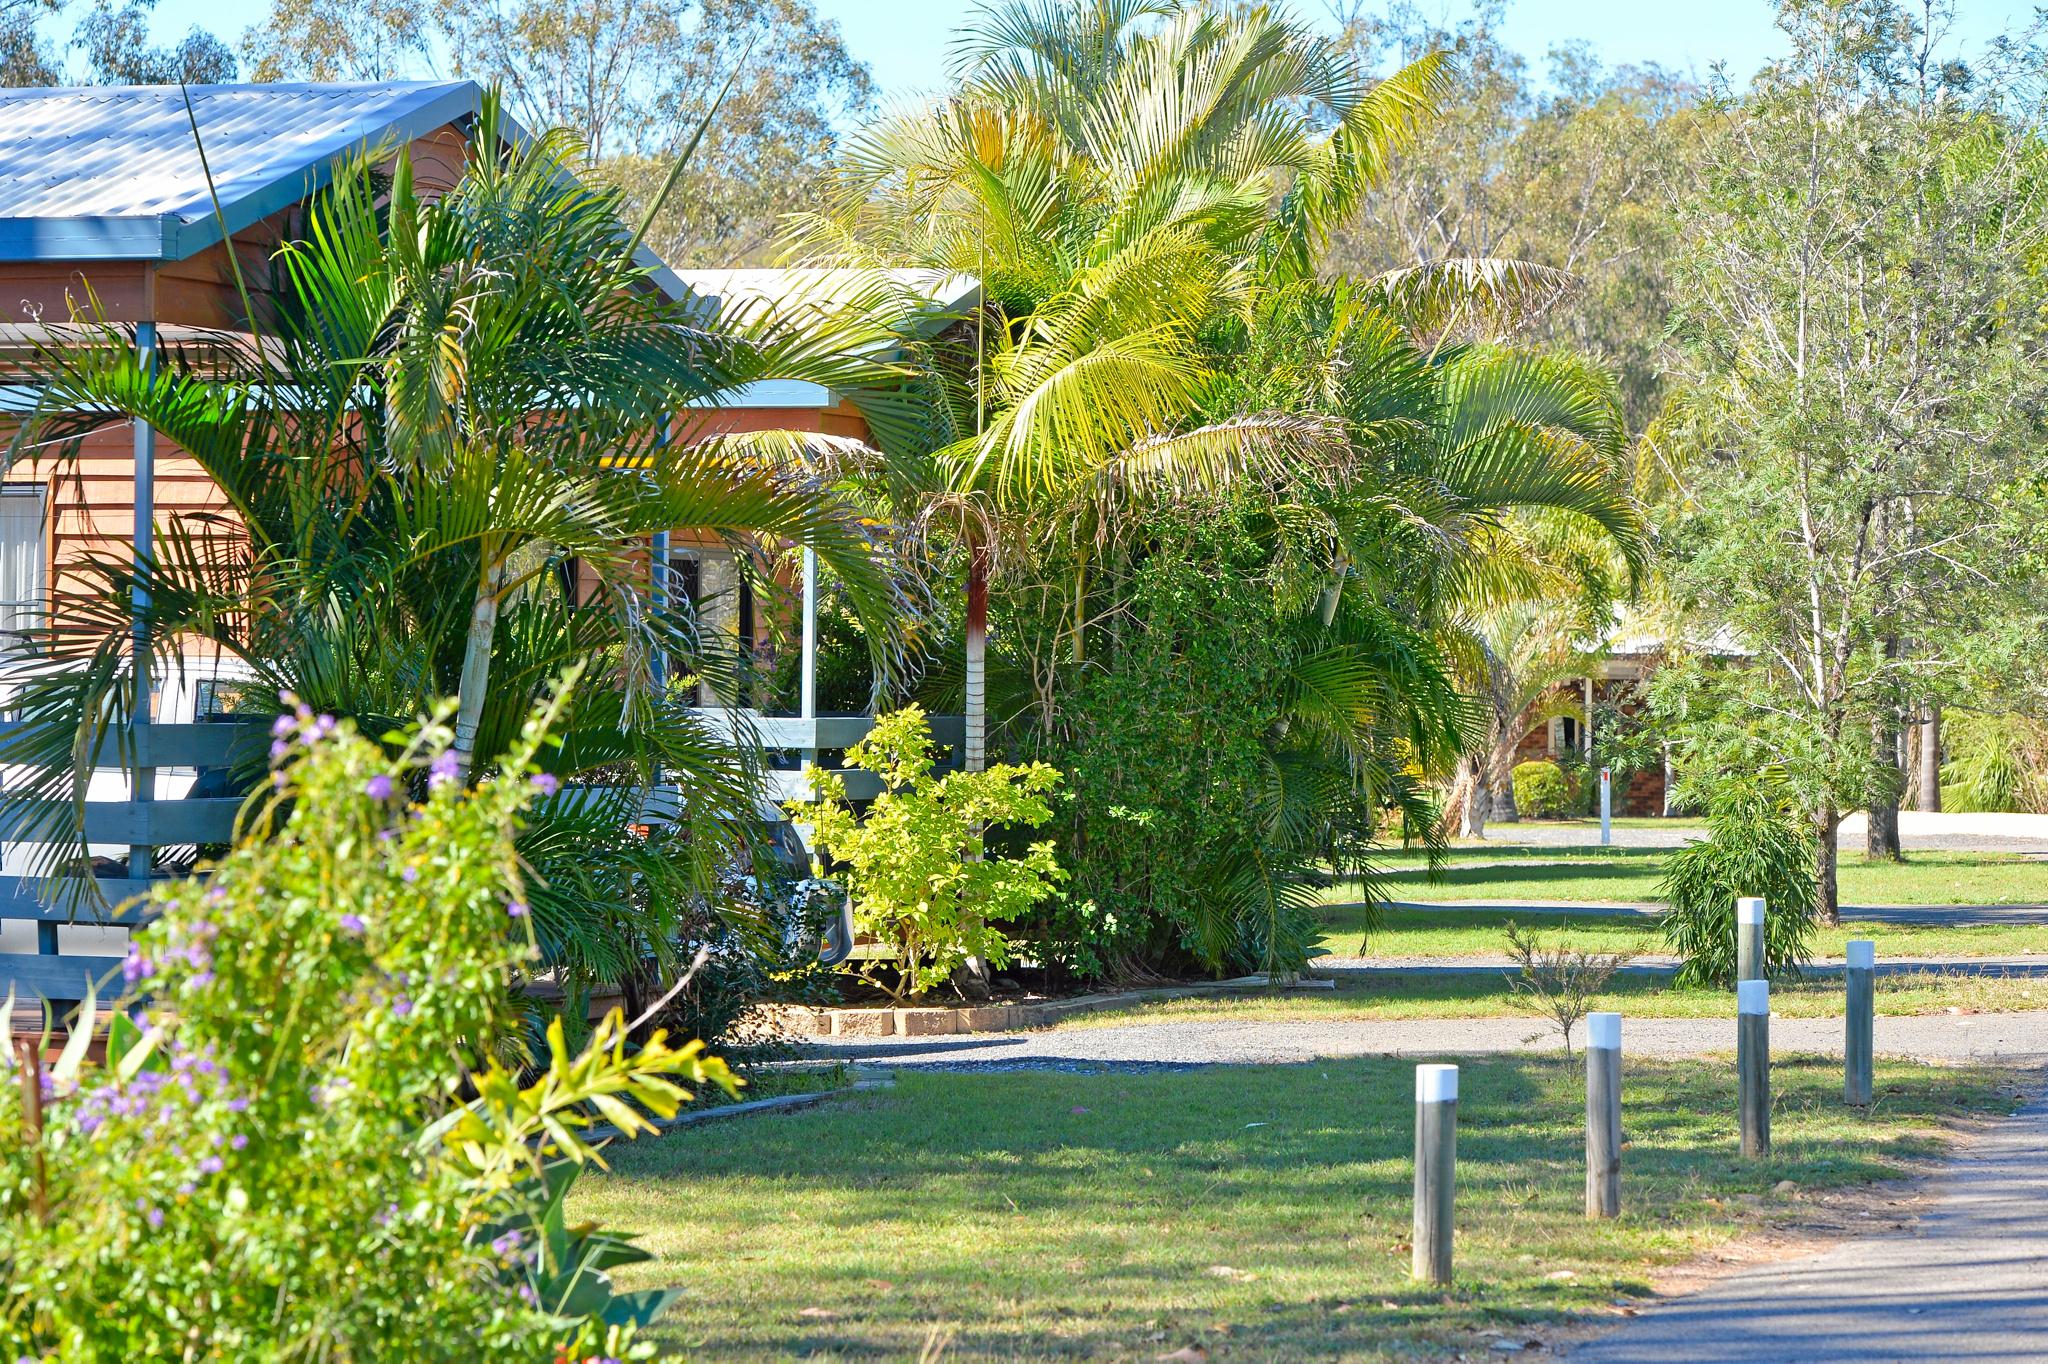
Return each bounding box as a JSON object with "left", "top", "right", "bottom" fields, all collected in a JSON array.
[{"left": 0, "top": 82, "right": 973, "bottom": 1001}]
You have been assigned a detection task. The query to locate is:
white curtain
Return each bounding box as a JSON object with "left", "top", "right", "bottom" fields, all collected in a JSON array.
[{"left": 0, "top": 484, "right": 47, "bottom": 650}]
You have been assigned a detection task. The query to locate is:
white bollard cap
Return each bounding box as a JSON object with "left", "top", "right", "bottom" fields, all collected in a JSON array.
[
  {"left": 1736, "top": 897, "right": 1766, "bottom": 925},
  {"left": 1737, "top": 979, "right": 1771, "bottom": 1015},
  {"left": 1587, "top": 1012, "right": 1622, "bottom": 1050},
  {"left": 1416, "top": 1063, "right": 1459, "bottom": 1103},
  {"left": 1847, "top": 940, "right": 1876, "bottom": 969}
]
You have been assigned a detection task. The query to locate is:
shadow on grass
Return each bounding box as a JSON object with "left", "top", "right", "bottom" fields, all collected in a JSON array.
[
  {"left": 1386, "top": 861, "right": 1666, "bottom": 894},
  {"left": 578, "top": 1055, "right": 2009, "bottom": 1361}
]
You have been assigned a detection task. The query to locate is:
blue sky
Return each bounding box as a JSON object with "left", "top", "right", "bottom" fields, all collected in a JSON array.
[{"left": 94, "top": 0, "right": 2041, "bottom": 97}]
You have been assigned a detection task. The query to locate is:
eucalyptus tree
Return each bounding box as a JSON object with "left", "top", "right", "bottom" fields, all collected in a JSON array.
[
  {"left": 1662, "top": 0, "right": 2048, "bottom": 919},
  {"left": 3, "top": 101, "right": 918, "bottom": 988}
]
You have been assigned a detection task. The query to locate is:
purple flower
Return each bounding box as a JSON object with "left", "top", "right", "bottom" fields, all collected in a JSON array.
[
  {"left": 206, "top": 885, "right": 227, "bottom": 904},
  {"left": 230, "top": 1133, "right": 248, "bottom": 1150},
  {"left": 530, "top": 772, "right": 559, "bottom": 797},
  {"left": 226, "top": 1097, "right": 249, "bottom": 1113},
  {"left": 198, "top": 1155, "right": 223, "bottom": 1175},
  {"left": 269, "top": 738, "right": 290, "bottom": 764},
  {"left": 364, "top": 774, "right": 394, "bottom": 801},
  {"left": 312, "top": 714, "right": 337, "bottom": 738},
  {"left": 506, "top": 900, "right": 528, "bottom": 920},
  {"left": 187, "top": 971, "right": 215, "bottom": 990},
  {"left": 339, "top": 913, "right": 366, "bottom": 935},
  {"left": 272, "top": 770, "right": 289, "bottom": 790},
  {"left": 122, "top": 949, "right": 154, "bottom": 985},
  {"left": 401, "top": 865, "right": 419, "bottom": 884},
  {"left": 391, "top": 997, "right": 413, "bottom": 1017},
  {"left": 429, "top": 750, "right": 461, "bottom": 788},
  {"left": 270, "top": 713, "right": 296, "bottom": 739},
  {"left": 490, "top": 1229, "right": 523, "bottom": 1257},
  {"left": 145, "top": 1206, "right": 164, "bottom": 1230}
]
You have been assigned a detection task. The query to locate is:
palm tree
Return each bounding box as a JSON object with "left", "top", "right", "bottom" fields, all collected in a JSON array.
[
  {"left": 2, "top": 99, "right": 920, "bottom": 990},
  {"left": 786, "top": 0, "right": 1646, "bottom": 975},
  {"left": 792, "top": 0, "right": 1456, "bottom": 766}
]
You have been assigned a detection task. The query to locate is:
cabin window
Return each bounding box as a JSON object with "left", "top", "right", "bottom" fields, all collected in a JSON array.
[
  {"left": 0, "top": 483, "right": 46, "bottom": 653},
  {"left": 666, "top": 549, "right": 702, "bottom": 616}
]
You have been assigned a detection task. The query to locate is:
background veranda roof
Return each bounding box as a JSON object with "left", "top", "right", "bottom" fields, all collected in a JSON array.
[{"left": 0, "top": 81, "right": 685, "bottom": 298}]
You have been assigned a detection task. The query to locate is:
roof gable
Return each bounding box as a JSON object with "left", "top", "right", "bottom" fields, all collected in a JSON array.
[{"left": 0, "top": 81, "right": 486, "bottom": 264}]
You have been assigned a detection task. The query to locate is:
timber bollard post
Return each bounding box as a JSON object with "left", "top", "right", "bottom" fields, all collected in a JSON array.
[
  {"left": 1736, "top": 896, "right": 1766, "bottom": 983},
  {"left": 1412, "top": 1064, "right": 1458, "bottom": 1284},
  {"left": 1738, "top": 979, "right": 1771, "bottom": 1157},
  {"left": 1845, "top": 940, "right": 1875, "bottom": 1107},
  {"left": 1585, "top": 1011, "right": 1622, "bottom": 1219}
]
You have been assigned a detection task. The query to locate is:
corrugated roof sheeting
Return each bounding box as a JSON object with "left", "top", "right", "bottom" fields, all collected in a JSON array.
[{"left": 0, "top": 81, "right": 481, "bottom": 261}]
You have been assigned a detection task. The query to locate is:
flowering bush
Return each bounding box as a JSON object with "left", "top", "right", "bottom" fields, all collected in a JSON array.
[
  {"left": 793, "top": 706, "right": 1065, "bottom": 1001},
  {"left": 0, "top": 685, "right": 732, "bottom": 1360}
]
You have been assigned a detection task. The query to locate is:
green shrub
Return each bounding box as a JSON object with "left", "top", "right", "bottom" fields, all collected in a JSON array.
[
  {"left": 1658, "top": 777, "right": 1819, "bottom": 987},
  {"left": 1511, "top": 760, "right": 1573, "bottom": 819},
  {"left": 0, "top": 689, "right": 732, "bottom": 1360},
  {"left": 796, "top": 705, "right": 1066, "bottom": 1001},
  {"left": 1940, "top": 711, "right": 2048, "bottom": 813}
]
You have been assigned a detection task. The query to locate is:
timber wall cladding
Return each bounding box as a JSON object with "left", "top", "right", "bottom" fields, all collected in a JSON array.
[{"left": 0, "top": 126, "right": 477, "bottom": 618}]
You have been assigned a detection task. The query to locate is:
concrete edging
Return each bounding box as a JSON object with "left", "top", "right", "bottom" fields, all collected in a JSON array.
[{"left": 754, "top": 975, "right": 1335, "bottom": 1038}]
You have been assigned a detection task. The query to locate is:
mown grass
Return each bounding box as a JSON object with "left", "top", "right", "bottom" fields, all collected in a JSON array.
[
  {"left": 1314, "top": 903, "right": 2048, "bottom": 962},
  {"left": 572, "top": 1056, "right": 2021, "bottom": 1361},
  {"left": 689, "top": 1062, "right": 853, "bottom": 1112},
  {"left": 1350, "top": 851, "right": 2048, "bottom": 909},
  {"left": 1064, "top": 970, "right": 2048, "bottom": 1027}
]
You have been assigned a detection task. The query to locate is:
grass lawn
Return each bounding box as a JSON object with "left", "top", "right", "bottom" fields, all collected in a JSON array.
[
  {"left": 1067, "top": 970, "right": 2048, "bottom": 1027},
  {"left": 573, "top": 1056, "right": 2018, "bottom": 1361},
  {"left": 1355, "top": 851, "right": 2048, "bottom": 908},
  {"left": 1314, "top": 903, "right": 2048, "bottom": 961},
  {"left": 693, "top": 1062, "right": 853, "bottom": 1112}
]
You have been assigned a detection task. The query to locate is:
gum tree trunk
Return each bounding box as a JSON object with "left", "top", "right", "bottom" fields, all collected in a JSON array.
[
  {"left": 1866, "top": 710, "right": 1903, "bottom": 861},
  {"left": 1816, "top": 806, "right": 1841, "bottom": 925}
]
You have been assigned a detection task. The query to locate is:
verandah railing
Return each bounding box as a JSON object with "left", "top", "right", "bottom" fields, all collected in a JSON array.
[{"left": 0, "top": 710, "right": 965, "bottom": 1007}]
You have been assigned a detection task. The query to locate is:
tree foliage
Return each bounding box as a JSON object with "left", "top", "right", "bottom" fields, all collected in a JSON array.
[
  {"left": 798, "top": 706, "right": 1064, "bottom": 1001},
  {"left": 242, "top": 0, "right": 870, "bottom": 266},
  {"left": 1658, "top": 774, "right": 1820, "bottom": 988},
  {"left": 1658, "top": 0, "right": 2048, "bottom": 916}
]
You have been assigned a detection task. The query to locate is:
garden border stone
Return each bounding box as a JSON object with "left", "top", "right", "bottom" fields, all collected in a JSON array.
[{"left": 752, "top": 975, "right": 1336, "bottom": 1038}]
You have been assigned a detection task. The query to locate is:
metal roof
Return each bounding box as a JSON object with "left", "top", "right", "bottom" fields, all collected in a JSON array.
[
  {"left": 0, "top": 81, "right": 685, "bottom": 297},
  {"left": 0, "top": 82, "right": 487, "bottom": 264},
  {"left": 676, "top": 268, "right": 981, "bottom": 408}
]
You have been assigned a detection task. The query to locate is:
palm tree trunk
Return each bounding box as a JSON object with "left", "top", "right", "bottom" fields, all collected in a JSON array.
[
  {"left": 1487, "top": 736, "right": 1521, "bottom": 823},
  {"left": 1456, "top": 755, "right": 1488, "bottom": 839},
  {"left": 1918, "top": 705, "right": 1942, "bottom": 812},
  {"left": 450, "top": 537, "right": 507, "bottom": 783},
  {"left": 964, "top": 538, "right": 988, "bottom": 775}
]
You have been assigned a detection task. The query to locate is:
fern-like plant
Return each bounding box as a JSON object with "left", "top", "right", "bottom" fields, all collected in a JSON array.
[{"left": 1659, "top": 776, "right": 1818, "bottom": 987}]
